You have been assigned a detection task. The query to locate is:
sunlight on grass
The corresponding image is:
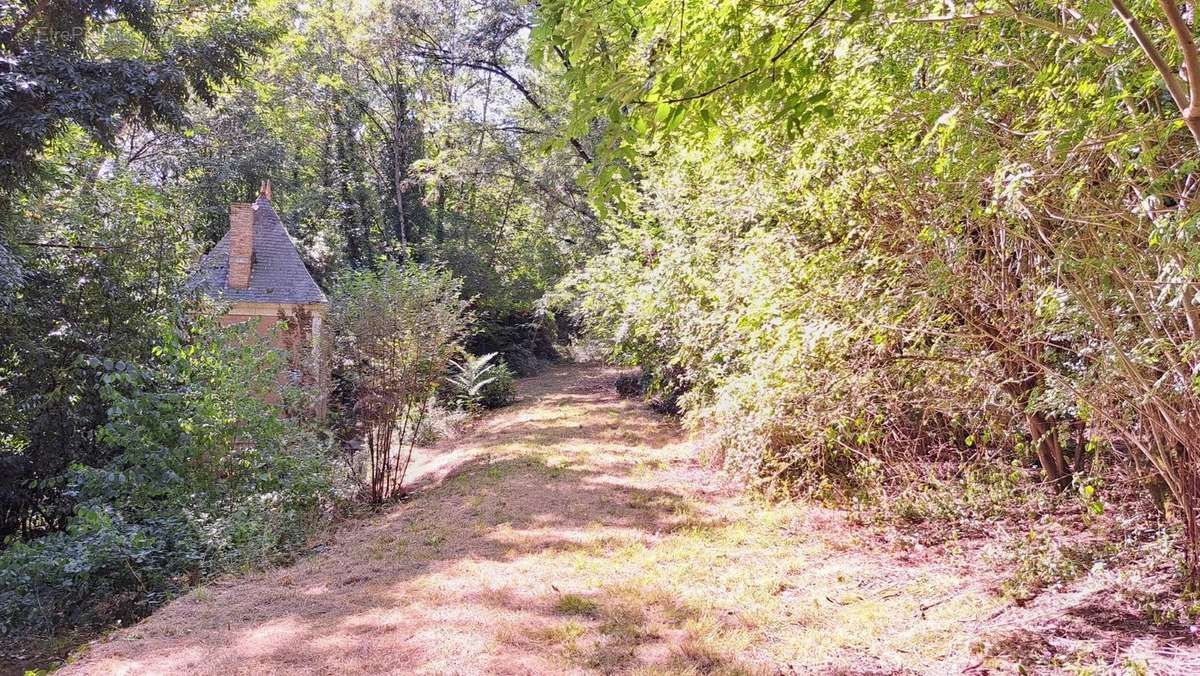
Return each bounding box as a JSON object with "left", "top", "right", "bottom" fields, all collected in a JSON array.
[
  {"left": 553, "top": 593, "right": 600, "bottom": 617},
  {"left": 504, "top": 484, "right": 999, "bottom": 671},
  {"left": 363, "top": 431, "right": 998, "bottom": 673}
]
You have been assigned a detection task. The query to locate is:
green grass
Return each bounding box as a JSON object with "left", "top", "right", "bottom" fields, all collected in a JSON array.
[{"left": 554, "top": 593, "right": 600, "bottom": 617}]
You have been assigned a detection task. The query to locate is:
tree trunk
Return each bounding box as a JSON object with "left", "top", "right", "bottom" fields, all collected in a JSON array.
[
  {"left": 392, "top": 133, "right": 407, "bottom": 260},
  {"left": 1025, "top": 410, "right": 1070, "bottom": 489}
]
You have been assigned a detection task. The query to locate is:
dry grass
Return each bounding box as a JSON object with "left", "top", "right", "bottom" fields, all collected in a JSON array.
[{"left": 52, "top": 363, "right": 1190, "bottom": 675}]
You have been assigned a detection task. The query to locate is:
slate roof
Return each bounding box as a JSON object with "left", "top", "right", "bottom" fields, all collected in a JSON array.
[{"left": 188, "top": 197, "right": 328, "bottom": 305}]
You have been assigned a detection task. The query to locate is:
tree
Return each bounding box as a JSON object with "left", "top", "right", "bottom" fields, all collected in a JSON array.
[
  {"left": 0, "top": 170, "right": 195, "bottom": 542},
  {"left": 0, "top": 0, "right": 277, "bottom": 200},
  {"left": 0, "top": 0, "right": 280, "bottom": 545}
]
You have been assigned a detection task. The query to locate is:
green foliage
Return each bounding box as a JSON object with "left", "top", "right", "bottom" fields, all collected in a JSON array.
[
  {"left": 865, "top": 463, "right": 1036, "bottom": 528},
  {"left": 553, "top": 593, "right": 600, "bottom": 617},
  {"left": 0, "top": 505, "right": 198, "bottom": 636},
  {"left": 539, "top": 0, "right": 1200, "bottom": 570},
  {"left": 0, "top": 0, "right": 278, "bottom": 197},
  {"left": 0, "top": 172, "right": 197, "bottom": 542},
  {"left": 999, "top": 531, "right": 1108, "bottom": 601},
  {"left": 331, "top": 262, "right": 470, "bottom": 501},
  {"left": 478, "top": 361, "right": 518, "bottom": 410},
  {"left": 555, "top": 162, "right": 997, "bottom": 496},
  {"left": 0, "top": 314, "right": 333, "bottom": 637},
  {"left": 446, "top": 352, "right": 517, "bottom": 411},
  {"left": 145, "top": 0, "right": 593, "bottom": 359},
  {"left": 447, "top": 352, "right": 503, "bottom": 405}
]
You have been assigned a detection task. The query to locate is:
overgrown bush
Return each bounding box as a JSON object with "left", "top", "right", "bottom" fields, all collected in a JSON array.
[
  {"left": 478, "top": 361, "right": 517, "bottom": 409},
  {"left": 0, "top": 174, "right": 197, "bottom": 544},
  {"left": 546, "top": 0, "right": 1200, "bottom": 572},
  {"left": 559, "top": 210, "right": 999, "bottom": 499},
  {"left": 0, "top": 314, "right": 334, "bottom": 638},
  {"left": 330, "top": 262, "right": 470, "bottom": 502},
  {"left": 0, "top": 507, "right": 198, "bottom": 636}
]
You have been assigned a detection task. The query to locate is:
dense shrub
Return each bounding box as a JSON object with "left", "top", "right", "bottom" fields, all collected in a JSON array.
[
  {"left": 330, "top": 263, "right": 470, "bottom": 502},
  {"left": 478, "top": 361, "right": 517, "bottom": 409},
  {"left": 558, "top": 183, "right": 1003, "bottom": 500},
  {"left": 0, "top": 175, "right": 197, "bottom": 543},
  {"left": 546, "top": 0, "right": 1200, "bottom": 573},
  {"left": 0, "top": 315, "right": 334, "bottom": 638},
  {"left": 0, "top": 507, "right": 199, "bottom": 635}
]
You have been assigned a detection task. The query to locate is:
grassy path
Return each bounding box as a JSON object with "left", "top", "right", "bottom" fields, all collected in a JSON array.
[{"left": 61, "top": 364, "right": 1001, "bottom": 675}]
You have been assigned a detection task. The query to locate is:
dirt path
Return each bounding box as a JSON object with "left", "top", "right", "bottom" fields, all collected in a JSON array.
[{"left": 61, "top": 364, "right": 1002, "bottom": 675}]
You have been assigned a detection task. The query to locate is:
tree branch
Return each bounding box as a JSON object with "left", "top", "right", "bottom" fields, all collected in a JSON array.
[
  {"left": 664, "top": 0, "right": 836, "bottom": 104},
  {"left": 910, "top": 6, "right": 1113, "bottom": 57},
  {"left": 415, "top": 50, "right": 594, "bottom": 164},
  {"left": 1112, "top": 0, "right": 1200, "bottom": 149},
  {"left": 1, "top": 0, "right": 51, "bottom": 47},
  {"left": 1157, "top": 0, "right": 1200, "bottom": 113}
]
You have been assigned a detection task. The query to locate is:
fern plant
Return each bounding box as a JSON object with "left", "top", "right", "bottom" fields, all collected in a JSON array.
[{"left": 446, "top": 352, "right": 501, "bottom": 410}]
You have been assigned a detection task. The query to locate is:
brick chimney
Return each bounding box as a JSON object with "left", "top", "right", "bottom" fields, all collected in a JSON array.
[{"left": 227, "top": 202, "right": 254, "bottom": 289}]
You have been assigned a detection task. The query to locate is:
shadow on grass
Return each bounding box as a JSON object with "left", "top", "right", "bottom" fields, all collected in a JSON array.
[
  {"left": 498, "top": 580, "right": 773, "bottom": 675},
  {"left": 979, "top": 586, "right": 1192, "bottom": 672},
  {"left": 56, "top": 450, "right": 755, "bottom": 675}
]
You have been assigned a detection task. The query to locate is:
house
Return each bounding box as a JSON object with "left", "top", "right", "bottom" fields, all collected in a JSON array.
[{"left": 188, "top": 182, "right": 328, "bottom": 412}]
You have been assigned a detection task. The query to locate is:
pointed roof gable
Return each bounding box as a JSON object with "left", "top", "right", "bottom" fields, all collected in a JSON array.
[{"left": 188, "top": 197, "right": 328, "bottom": 305}]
